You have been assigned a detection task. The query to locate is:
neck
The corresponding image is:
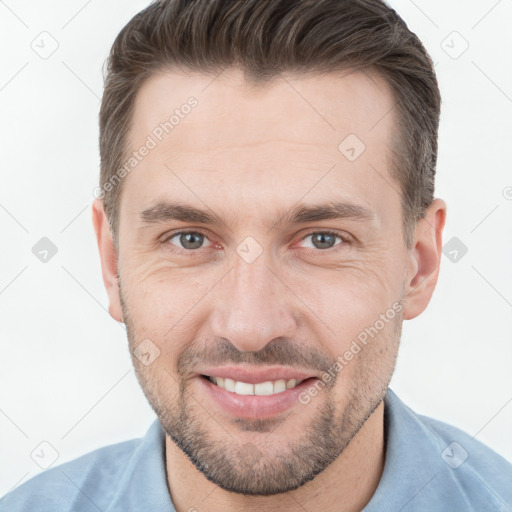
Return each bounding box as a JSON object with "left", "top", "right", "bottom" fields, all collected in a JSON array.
[{"left": 165, "top": 400, "right": 385, "bottom": 512}]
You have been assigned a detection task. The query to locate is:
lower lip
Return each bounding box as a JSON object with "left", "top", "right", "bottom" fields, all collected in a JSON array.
[{"left": 197, "top": 376, "right": 319, "bottom": 419}]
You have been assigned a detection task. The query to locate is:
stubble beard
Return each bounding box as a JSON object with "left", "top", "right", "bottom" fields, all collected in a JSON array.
[{"left": 120, "top": 280, "right": 401, "bottom": 496}]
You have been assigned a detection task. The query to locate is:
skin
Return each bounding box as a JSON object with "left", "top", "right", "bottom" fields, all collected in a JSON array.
[{"left": 92, "top": 67, "right": 446, "bottom": 512}]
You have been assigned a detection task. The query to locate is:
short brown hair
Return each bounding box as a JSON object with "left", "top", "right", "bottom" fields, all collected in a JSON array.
[{"left": 99, "top": 0, "right": 441, "bottom": 250}]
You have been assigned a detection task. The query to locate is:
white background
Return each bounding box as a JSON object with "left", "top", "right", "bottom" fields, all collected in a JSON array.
[{"left": 0, "top": 0, "right": 511, "bottom": 498}]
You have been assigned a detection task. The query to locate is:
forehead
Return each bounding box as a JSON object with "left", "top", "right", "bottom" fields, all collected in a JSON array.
[{"left": 120, "top": 67, "right": 399, "bottom": 226}]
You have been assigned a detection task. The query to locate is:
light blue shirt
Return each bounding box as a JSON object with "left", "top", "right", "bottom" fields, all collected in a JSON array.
[{"left": 1, "top": 389, "right": 511, "bottom": 511}]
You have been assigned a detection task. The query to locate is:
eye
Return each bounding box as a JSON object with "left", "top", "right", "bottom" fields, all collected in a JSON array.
[
  {"left": 161, "top": 229, "right": 349, "bottom": 254},
  {"left": 163, "top": 231, "right": 213, "bottom": 251},
  {"left": 299, "top": 230, "right": 347, "bottom": 250}
]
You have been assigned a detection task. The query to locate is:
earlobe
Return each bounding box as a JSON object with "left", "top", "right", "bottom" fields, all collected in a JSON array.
[
  {"left": 402, "top": 198, "right": 447, "bottom": 320},
  {"left": 91, "top": 199, "right": 124, "bottom": 323}
]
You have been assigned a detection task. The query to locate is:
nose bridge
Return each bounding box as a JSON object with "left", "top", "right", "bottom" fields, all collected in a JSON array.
[{"left": 209, "top": 243, "right": 298, "bottom": 352}]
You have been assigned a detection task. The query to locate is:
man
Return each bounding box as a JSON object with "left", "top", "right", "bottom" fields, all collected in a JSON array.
[{"left": 2, "top": 0, "right": 511, "bottom": 510}]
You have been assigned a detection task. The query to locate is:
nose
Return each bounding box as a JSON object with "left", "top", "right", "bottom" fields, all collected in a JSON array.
[{"left": 209, "top": 245, "right": 299, "bottom": 353}]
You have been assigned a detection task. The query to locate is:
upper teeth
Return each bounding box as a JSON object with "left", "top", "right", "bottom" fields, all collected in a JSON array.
[{"left": 210, "top": 376, "right": 302, "bottom": 396}]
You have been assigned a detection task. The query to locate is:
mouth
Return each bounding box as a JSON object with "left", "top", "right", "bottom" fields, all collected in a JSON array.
[
  {"left": 200, "top": 374, "right": 314, "bottom": 396},
  {"left": 197, "top": 373, "right": 320, "bottom": 419}
]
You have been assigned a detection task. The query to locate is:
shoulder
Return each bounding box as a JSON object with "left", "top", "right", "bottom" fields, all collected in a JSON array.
[
  {"left": 418, "top": 410, "right": 512, "bottom": 503},
  {"left": 386, "top": 389, "right": 512, "bottom": 510},
  {"left": 0, "top": 436, "right": 141, "bottom": 512}
]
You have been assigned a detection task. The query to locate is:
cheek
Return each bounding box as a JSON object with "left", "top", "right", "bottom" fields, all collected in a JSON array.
[
  {"left": 329, "top": 312, "right": 402, "bottom": 405},
  {"left": 125, "top": 263, "right": 206, "bottom": 320},
  {"left": 295, "top": 264, "right": 403, "bottom": 375},
  {"left": 292, "top": 262, "right": 400, "bottom": 330},
  {"left": 130, "top": 333, "right": 186, "bottom": 400},
  {"left": 122, "top": 280, "right": 200, "bottom": 368}
]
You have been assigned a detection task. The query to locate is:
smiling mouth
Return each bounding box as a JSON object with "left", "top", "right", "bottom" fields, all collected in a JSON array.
[{"left": 200, "top": 374, "right": 316, "bottom": 396}]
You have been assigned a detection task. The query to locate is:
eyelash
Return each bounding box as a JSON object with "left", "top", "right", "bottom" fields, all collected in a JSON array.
[{"left": 161, "top": 229, "right": 350, "bottom": 254}]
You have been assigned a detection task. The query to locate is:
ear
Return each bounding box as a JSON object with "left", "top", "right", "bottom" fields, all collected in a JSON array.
[
  {"left": 403, "top": 198, "right": 447, "bottom": 320},
  {"left": 91, "top": 198, "right": 123, "bottom": 323}
]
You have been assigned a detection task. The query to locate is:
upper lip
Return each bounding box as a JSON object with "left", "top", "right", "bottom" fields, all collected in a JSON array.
[{"left": 197, "top": 366, "right": 318, "bottom": 384}]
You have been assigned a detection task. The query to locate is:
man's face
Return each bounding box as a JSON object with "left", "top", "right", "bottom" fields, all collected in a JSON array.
[{"left": 112, "top": 68, "right": 413, "bottom": 495}]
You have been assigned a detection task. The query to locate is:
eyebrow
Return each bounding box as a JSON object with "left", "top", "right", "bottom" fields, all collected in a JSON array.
[{"left": 138, "top": 199, "right": 375, "bottom": 229}]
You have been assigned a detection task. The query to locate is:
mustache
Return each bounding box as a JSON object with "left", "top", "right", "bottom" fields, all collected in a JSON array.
[{"left": 175, "top": 337, "right": 336, "bottom": 378}]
